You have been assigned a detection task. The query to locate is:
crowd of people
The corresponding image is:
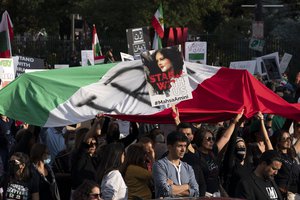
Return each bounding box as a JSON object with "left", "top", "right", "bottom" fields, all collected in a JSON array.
[{"left": 0, "top": 71, "right": 299, "bottom": 200}]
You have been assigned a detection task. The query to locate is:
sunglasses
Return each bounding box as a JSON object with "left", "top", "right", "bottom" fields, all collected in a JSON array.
[
  {"left": 89, "top": 193, "right": 102, "bottom": 199},
  {"left": 281, "top": 137, "right": 291, "bottom": 142},
  {"left": 296, "top": 124, "right": 300, "bottom": 128},
  {"left": 205, "top": 136, "right": 215, "bottom": 142},
  {"left": 9, "top": 160, "right": 21, "bottom": 165}
]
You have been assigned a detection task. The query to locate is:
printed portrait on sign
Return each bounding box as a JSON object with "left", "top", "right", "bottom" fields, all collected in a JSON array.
[{"left": 141, "top": 46, "right": 192, "bottom": 107}]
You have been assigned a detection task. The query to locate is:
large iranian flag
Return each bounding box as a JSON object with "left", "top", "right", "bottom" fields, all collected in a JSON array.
[
  {"left": 0, "top": 11, "right": 13, "bottom": 58},
  {"left": 0, "top": 61, "right": 300, "bottom": 127}
]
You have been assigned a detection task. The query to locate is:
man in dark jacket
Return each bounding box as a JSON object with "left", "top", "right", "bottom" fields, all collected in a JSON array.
[{"left": 235, "top": 150, "right": 283, "bottom": 200}]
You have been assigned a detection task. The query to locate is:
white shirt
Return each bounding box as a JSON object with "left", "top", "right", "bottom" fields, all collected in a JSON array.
[{"left": 101, "top": 170, "right": 128, "bottom": 200}]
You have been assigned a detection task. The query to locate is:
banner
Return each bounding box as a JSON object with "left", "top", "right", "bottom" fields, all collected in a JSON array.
[
  {"left": 141, "top": 46, "right": 192, "bottom": 107},
  {"left": 126, "top": 27, "right": 151, "bottom": 58},
  {"left": 0, "top": 58, "right": 14, "bottom": 89},
  {"left": 14, "top": 56, "right": 44, "bottom": 77},
  {"left": 185, "top": 42, "right": 207, "bottom": 64},
  {"left": 229, "top": 60, "right": 256, "bottom": 74}
]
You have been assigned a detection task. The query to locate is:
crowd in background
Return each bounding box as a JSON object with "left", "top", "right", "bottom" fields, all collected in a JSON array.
[{"left": 0, "top": 71, "right": 299, "bottom": 200}]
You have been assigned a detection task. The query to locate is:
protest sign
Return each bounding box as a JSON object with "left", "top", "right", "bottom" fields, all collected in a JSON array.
[
  {"left": 120, "top": 52, "right": 134, "bottom": 62},
  {"left": 14, "top": 56, "right": 44, "bottom": 77},
  {"left": 262, "top": 56, "right": 282, "bottom": 80},
  {"left": 126, "top": 27, "right": 151, "bottom": 58},
  {"left": 249, "top": 38, "right": 265, "bottom": 52},
  {"left": 229, "top": 60, "right": 256, "bottom": 74},
  {"left": 141, "top": 46, "right": 192, "bottom": 107},
  {"left": 279, "top": 53, "right": 292, "bottom": 73},
  {"left": 81, "top": 50, "right": 94, "bottom": 66},
  {"left": 0, "top": 58, "right": 14, "bottom": 89},
  {"left": 185, "top": 42, "right": 207, "bottom": 64}
]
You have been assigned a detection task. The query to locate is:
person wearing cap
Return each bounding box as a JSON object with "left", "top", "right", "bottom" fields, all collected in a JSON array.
[
  {"left": 224, "top": 136, "right": 254, "bottom": 197},
  {"left": 235, "top": 150, "right": 283, "bottom": 200}
]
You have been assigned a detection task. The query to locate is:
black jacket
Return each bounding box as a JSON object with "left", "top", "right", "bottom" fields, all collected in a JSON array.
[{"left": 235, "top": 173, "right": 283, "bottom": 200}]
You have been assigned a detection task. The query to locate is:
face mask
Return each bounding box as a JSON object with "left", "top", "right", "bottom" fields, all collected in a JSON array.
[
  {"left": 43, "top": 155, "right": 51, "bottom": 165},
  {"left": 9, "top": 162, "right": 20, "bottom": 176},
  {"left": 235, "top": 147, "right": 246, "bottom": 161}
]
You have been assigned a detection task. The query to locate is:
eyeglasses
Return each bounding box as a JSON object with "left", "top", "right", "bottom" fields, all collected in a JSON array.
[
  {"left": 89, "top": 193, "right": 102, "bottom": 200},
  {"left": 205, "top": 136, "right": 215, "bottom": 142},
  {"left": 281, "top": 137, "right": 291, "bottom": 142}
]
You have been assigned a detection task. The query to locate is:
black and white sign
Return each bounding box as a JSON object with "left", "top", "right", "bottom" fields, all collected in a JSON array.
[{"left": 126, "top": 27, "right": 151, "bottom": 58}]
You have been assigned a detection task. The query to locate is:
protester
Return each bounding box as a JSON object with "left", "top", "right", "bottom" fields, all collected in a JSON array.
[
  {"left": 104, "top": 47, "right": 115, "bottom": 64},
  {"left": 152, "top": 131, "right": 199, "bottom": 198},
  {"left": 97, "top": 143, "right": 127, "bottom": 200},
  {"left": 274, "top": 129, "right": 300, "bottom": 199},
  {"left": 137, "top": 137, "right": 155, "bottom": 171},
  {"left": 193, "top": 110, "right": 244, "bottom": 197},
  {"left": 121, "top": 143, "right": 153, "bottom": 200},
  {"left": 39, "top": 127, "right": 66, "bottom": 166},
  {"left": 4, "top": 152, "right": 39, "bottom": 200},
  {"left": 235, "top": 150, "right": 283, "bottom": 200},
  {"left": 72, "top": 180, "right": 102, "bottom": 200},
  {"left": 172, "top": 106, "right": 207, "bottom": 197},
  {"left": 30, "top": 143, "right": 60, "bottom": 200},
  {"left": 71, "top": 119, "right": 101, "bottom": 191},
  {"left": 247, "top": 111, "right": 274, "bottom": 167}
]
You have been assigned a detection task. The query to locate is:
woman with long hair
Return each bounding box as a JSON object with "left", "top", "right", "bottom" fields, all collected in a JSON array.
[
  {"left": 97, "top": 143, "right": 127, "bottom": 200},
  {"left": 121, "top": 143, "right": 153, "bottom": 200},
  {"left": 4, "top": 152, "right": 39, "bottom": 200},
  {"left": 72, "top": 180, "right": 102, "bottom": 200},
  {"left": 193, "top": 111, "right": 244, "bottom": 197},
  {"left": 274, "top": 130, "right": 300, "bottom": 199},
  {"left": 30, "top": 143, "right": 60, "bottom": 200}
]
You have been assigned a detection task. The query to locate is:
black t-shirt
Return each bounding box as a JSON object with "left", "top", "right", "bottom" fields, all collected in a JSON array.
[
  {"left": 5, "top": 175, "right": 39, "bottom": 200},
  {"left": 228, "top": 161, "right": 253, "bottom": 197},
  {"left": 255, "top": 176, "right": 281, "bottom": 200},
  {"left": 70, "top": 144, "right": 98, "bottom": 189},
  {"left": 275, "top": 153, "right": 300, "bottom": 193},
  {"left": 199, "top": 144, "right": 220, "bottom": 194}
]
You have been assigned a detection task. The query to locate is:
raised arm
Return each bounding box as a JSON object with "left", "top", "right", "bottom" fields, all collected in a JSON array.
[
  {"left": 257, "top": 111, "right": 273, "bottom": 150},
  {"left": 216, "top": 109, "right": 244, "bottom": 152},
  {"left": 83, "top": 115, "right": 104, "bottom": 142}
]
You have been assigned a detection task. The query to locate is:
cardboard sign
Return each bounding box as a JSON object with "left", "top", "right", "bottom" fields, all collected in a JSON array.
[
  {"left": 126, "top": 27, "right": 151, "bottom": 58},
  {"left": 229, "top": 60, "right": 257, "bottom": 74},
  {"left": 185, "top": 42, "right": 207, "bottom": 64},
  {"left": 81, "top": 50, "right": 94, "bottom": 66},
  {"left": 141, "top": 46, "right": 192, "bottom": 107},
  {"left": 14, "top": 56, "right": 44, "bottom": 77},
  {"left": 0, "top": 58, "right": 15, "bottom": 89},
  {"left": 262, "top": 56, "right": 282, "bottom": 80},
  {"left": 279, "top": 53, "right": 292, "bottom": 73}
]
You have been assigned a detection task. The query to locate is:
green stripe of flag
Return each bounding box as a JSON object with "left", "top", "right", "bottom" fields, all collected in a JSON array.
[
  {"left": 0, "top": 63, "right": 116, "bottom": 126},
  {"left": 189, "top": 53, "right": 204, "bottom": 60}
]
